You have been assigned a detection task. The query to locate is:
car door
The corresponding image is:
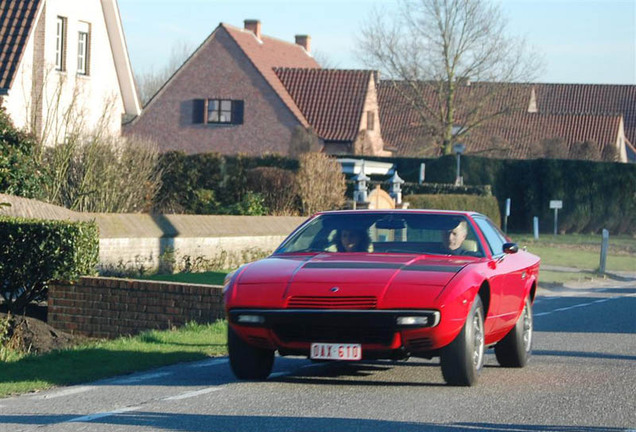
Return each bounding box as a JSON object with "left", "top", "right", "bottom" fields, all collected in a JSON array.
[{"left": 473, "top": 217, "right": 526, "bottom": 334}]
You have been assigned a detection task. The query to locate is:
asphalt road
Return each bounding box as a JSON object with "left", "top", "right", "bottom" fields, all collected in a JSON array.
[{"left": 1, "top": 279, "right": 635, "bottom": 432}]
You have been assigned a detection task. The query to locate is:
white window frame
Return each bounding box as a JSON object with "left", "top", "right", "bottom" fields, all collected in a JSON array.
[
  {"left": 55, "top": 16, "right": 67, "bottom": 71},
  {"left": 77, "top": 22, "right": 90, "bottom": 75}
]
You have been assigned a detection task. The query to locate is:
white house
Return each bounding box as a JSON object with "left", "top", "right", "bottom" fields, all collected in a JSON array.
[{"left": 0, "top": 0, "right": 140, "bottom": 145}]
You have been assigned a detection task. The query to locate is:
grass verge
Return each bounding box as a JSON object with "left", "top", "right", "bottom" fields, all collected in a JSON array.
[
  {"left": 138, "top": 271, "right": 228, "bottom": 286},
  {"left": 0, "top": 320, "right": 228, "bottom": 398}
]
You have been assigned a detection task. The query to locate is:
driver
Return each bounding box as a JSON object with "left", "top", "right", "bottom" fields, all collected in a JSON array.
[{"left": 442, "top": 220, "right": 469, "bottom": 254}]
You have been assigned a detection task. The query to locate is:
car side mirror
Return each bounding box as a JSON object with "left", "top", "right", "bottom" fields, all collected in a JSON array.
[{"left": 503, "top": 242, "right": 519, "bottom": 254}]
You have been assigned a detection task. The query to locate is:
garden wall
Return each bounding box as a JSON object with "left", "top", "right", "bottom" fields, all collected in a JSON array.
[
  {"left": 48, "top": 277, "right": 224, "bottom": 338},
  {"left": 0, "top": 194, "right": 306, "bottom": 272}
]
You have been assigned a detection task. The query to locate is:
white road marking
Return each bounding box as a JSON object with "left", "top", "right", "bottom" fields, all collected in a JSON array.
[
  {"left": 163, "top": 387, "right": 223, "bottom": 401},
  {"left": 67, "top": 406, "right": 141, "bottom": 423},
  {"left": 187, "top": 358, "right": 229, "bottom": 368},
  {"left": 30, "top": 386, "right": 95, "bottom": 400},
  {"left": 109, "top": 371, "right": 172, "bottom": 384},
  {"left": 534, "top": 293, "right": 635, "bottom": 317}
]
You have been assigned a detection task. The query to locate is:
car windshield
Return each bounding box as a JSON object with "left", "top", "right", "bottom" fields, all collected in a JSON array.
[{"left": 275, "top": 212, "right": 484, "bottom": 257}]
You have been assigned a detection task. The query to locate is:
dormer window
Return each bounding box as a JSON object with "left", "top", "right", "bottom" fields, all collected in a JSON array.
[
  {"left": 55, "top": 17, "right": 67, "bottom": 71},
  {"left": 77, "top": 22, "right": 91, "bottom": 75}
]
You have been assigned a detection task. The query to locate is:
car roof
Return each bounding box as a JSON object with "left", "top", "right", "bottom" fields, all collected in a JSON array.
[{"left": 315, "top": 209, "right": 485, "bottom": 218}]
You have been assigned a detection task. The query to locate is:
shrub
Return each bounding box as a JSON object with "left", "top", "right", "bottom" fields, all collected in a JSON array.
[
  {"left": 0, "top": 106, "right": 46, "bottom": 199},
  {"left": 246, "top": 167, "right": 300, "bottom": 215},
  {"left": 405, "top": 194, "right": 502, "bottom": 226},
  {"left": 297, "top": 153, "right": 346, "bottom": 215},
  {"left": 41, "top": 135, "right": 161, "bottom": 212},
  {"left": 0, "top": 216, "right": 99, "bottom": 313}
]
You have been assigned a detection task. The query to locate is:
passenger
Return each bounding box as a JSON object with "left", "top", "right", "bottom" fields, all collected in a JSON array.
[{"left": 335, "top": 228, "right": 371, "bottom": 252}]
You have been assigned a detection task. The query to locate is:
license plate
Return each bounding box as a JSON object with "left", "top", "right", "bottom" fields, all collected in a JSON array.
[{"left": 310, "top": 343, "right": 362, "bottom": 361}]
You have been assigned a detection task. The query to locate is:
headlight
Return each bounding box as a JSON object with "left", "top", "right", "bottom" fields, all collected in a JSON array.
[
  {"left": 397, "top": 316, "right": 430, "bottom": 326},
  {"left": 236, "top": 314, "right": 265, "bottom": 324}
]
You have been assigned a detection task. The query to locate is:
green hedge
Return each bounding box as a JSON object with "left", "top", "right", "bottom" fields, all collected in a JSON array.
[
  {"left": 153, "top": 152, "right": 636, "bottom": 234},
  {"left": 0, "top": 216, "right": 99, "bottom": 312},
  {"left": 344, "top": 155, "right": 636, "bottom": 234},
  {"left": 405, "top": 194, "right": 501, "bottom": 226}
]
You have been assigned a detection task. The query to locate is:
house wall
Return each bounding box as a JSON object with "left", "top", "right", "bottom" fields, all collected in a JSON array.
[
  {"left": 4, "top": 0, "right": 126, "bottom": 145},
  {"left": 124, "top": 27, "right": 302, "bottom": 155}
]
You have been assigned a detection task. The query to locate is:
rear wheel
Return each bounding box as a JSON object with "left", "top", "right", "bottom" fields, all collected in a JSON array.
[
  {"left": 440, "top": 296, "right": 485, "bottom": 386},
  {"left": 228, "top": 326, "right": 274, "bottom": 380},
  {"left": 495, "top": 297, "right": 533, "bottom": 367}
]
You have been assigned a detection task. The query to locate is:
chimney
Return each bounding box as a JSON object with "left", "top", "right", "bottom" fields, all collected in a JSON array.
[
  {"left": 295, "top": 35, "right": 311, "bottom": 53},
  {"left": 244, "top": 19, "right": 261, "bottom": 40}
]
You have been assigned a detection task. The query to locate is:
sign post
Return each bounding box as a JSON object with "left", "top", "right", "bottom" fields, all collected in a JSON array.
[
  {"left": 504, "top": 198, "right": 511, "bottom": 234},
  {"left": 599, "top": 229, "right": 609, "bottom": 275},
  {"left": 549, "top": 200, "right": 563, "bottom": 235}
]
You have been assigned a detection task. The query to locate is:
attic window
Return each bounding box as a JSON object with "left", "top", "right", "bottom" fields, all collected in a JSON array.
[
  {"left": 55, "top": 17, "right": 67, "bottom": 71},
  {"left": 192, "top": 99, "right": 244, "bottom": 125},
  {"left": 367, "top": 111, "right": 375, "bottom": 131}
]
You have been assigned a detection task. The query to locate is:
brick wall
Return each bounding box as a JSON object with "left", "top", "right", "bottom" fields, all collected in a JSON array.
[{"left": 48, "top": 277, "right": 224, "bottom": 339}]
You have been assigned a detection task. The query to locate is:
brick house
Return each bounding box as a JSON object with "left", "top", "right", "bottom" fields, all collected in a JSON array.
[
  {"left": 124, "top": 20, "right": 391, "bottom": 157},
  {"left": 0, "top": 0, "right": 140, "bottom": 145}
]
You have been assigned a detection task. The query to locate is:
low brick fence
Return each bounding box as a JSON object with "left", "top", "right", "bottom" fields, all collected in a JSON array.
[{"left": 48, "top": 277, "right": 224, "bottom": 339}]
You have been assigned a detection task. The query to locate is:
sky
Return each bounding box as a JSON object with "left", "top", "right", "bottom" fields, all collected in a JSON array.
[{"left": 117, "top": 0, "right": 636, "bottom": 85}]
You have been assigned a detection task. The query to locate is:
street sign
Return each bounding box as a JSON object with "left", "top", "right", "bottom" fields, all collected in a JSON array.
[{"left": 549, "top": 200, "right": 563, "bottom": 209}]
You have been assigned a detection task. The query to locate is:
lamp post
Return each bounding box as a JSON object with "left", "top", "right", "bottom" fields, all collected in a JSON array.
[{"left": 453, "top": 143, "right": 466, "bottom": 186}]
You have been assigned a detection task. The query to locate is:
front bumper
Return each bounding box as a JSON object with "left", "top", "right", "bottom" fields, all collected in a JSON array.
[{"left": 228, "top": 309, "right": 442, "bottom": 355}]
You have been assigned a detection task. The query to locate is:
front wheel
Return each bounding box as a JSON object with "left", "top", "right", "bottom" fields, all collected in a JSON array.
[
  {"left": 440, "top": 296, "right": 485, "bottom": 386},
  {"left": 228, "top": 326, "right": 274, "bottom": 380},
  {"left": 495, "top": 297, "right": 533, "bottom": 367}
]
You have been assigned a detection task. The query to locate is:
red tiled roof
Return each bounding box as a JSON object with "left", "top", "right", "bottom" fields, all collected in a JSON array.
[
  {"left": 467, "top": 112, "right": 623, "bottom": 159},
  {"left": 275, "top": 68, "right": 373, "bottom": 141},
  {"left": 222, "top": 23, "right": 320, "bottom": 128},
  {"left": 377, "top": 81, "right": 531, "bottom": 155},
  {"left": 533, "top": 83, "right": 636, "bottom": 147},
  {"left": 378, "top": 81, "right": 633, "bottom": 159},
  {"left": 0, "top": 0, "right": 42, "bottom": 91}
]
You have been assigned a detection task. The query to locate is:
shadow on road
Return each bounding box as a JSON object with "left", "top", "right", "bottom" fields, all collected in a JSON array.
[{"left": 0, "top": 413, "right": 627, "bottom": 432}]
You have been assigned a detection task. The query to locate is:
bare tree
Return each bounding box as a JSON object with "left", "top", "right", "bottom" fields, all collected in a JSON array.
[
  {"left": 135, "top": 40, "right": 194, "bottom": 106},
  {"left": 358, "top": 0, "right": 542, "bottom": 155}
]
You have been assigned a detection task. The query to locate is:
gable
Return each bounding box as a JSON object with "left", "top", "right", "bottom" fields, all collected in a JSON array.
[
  {"left": 0, "top": 0, "right": 43, "bottom": 92},
  {"left": 223, "top": 23, "right": 320, "bottom": 128}
]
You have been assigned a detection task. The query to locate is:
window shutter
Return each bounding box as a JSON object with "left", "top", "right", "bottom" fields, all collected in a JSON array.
[
  {"left": 232, "top": 100, "right": 244, "bottom": 124},
  {"left": 192, "top": 99, "right": 206, "bottom": 124}
]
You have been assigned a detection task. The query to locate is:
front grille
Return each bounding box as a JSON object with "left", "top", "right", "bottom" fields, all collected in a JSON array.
[
  {"left": 273, "top": 323, "right": 393, "bottom": 345},
  {"left": 287, "top": 296, "right": 377, "bottom": 309},
  {"left": 408, "top": 337, "right": 433, "bottom": 351}
]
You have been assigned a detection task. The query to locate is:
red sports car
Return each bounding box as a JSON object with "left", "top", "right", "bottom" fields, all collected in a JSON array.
[{"left": 223, "top": 210, "right": 540, "bottom": 386}]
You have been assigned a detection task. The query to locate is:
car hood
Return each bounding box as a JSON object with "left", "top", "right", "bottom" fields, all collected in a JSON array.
[{"left": 231, "top": 253, "right": 474, "bottom": 308}]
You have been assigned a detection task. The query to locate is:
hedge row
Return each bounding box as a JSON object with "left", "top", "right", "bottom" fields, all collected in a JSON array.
[
  {"left": 0, "top": 216, "right": 99, "bottom": 312},
  {"left": 154, "top": 152, "right": 636, "bottom": 234},
  {"left": 405, "top": 194, "right": 501, "bottom": 226},
  {"left": 337, "top": 155, "right": 636, "bottom": 234}
]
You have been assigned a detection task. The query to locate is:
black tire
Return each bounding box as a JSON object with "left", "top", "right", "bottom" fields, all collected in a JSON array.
[
  {"left": 440, "top": 296, "right": 485, "bottom": 386},
  {"left": 495, "top": 297, "right": 533, "bottom": 367},
  {"left": 228, "top": 326, "right": 274, "bottom": 380}
]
